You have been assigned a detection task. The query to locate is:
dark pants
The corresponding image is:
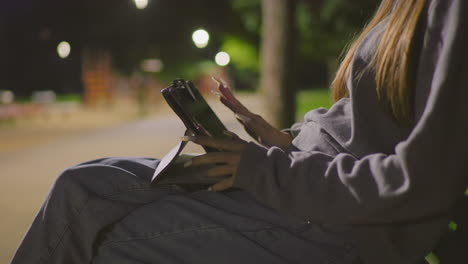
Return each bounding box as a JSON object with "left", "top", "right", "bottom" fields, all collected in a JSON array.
[{"left": 11, "top": 157, "right": 359, "bottom": 264}]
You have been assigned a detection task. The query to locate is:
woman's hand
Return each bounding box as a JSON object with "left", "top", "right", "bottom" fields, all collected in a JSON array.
[
  {"left": 182, "top": 135, "right": 247, "bottom": 192},
  {"left": 212, "top": 77, "right": 292, "bottom": 149}
]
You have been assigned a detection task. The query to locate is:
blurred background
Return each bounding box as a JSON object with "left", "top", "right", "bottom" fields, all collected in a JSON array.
[{"left": 0, "top": 0, "right": 377, "bottom": 262}]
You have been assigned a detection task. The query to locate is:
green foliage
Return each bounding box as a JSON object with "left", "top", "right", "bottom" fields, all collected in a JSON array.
[
  {"left": 135, "top": 0, "right": 377, "bottom": 89},
  {"left": 425, "top": 253, "right": 440, "bottom": 264},
  {"left": 448, "top": 221, "right": 458, "bottom": 231},
  {"left": 296, "top": 89, "right": 333, "bottom": 120},
  {"left": 296, "top": 0, "right": 378, "bottom": 60},
  {"left": 230, "top": 0, "right": 261, "bottom": 33},
  {"left": 221, "top": 35, "right": 259, "bottom": 71},
  {"left": 158, "top": 60, "right": 218, "bottom": 82},
  {"left": 321, "top": 0, "right": 342, "bottom": 22}
]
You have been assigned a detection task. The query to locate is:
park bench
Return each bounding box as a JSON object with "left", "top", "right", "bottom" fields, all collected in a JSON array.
[{"left": 424, "top": 190, "right": 468, "bottom": 263}]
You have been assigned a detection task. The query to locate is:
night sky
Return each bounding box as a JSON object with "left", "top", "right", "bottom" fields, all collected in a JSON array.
[{"left": 0, "top": 0, "right": 246, "bottom": 97}]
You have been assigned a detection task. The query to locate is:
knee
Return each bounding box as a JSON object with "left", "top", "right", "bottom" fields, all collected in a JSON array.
[
  {"left": 51, "top": 163, "right": 151, "bottom": 198},
  {"left": 39, "top": 168, "right": 92, "bottom": 215},
  {"left": 53, "top": 165, "right": 115, "bottom": 194},
  {"left": 51, "top": 168, "right": 84, "bottom": 196},
  {"left": 52, "top": 165, "right": 112, "bottom": 194},
  {"left": 52, "top": 163, "right": 112, "bottom": 192}
]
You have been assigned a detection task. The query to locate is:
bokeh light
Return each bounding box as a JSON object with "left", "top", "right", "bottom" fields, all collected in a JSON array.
[
  {"left": 141, "top": 59, "right": 164, "bottom": 73},
  {"left": 215, "top": 51, "right": 230, "bottom": 66},
  {"left": 134, "top": 0, "right": 148, "bottom": 9},
  {"left": 57, "top": 41, "right": 71, "bottom": 59},
  {"left": 0, "top": 90, "right": 15, "bottom": 104},
  {"left": 192, "top": 29, "right": 210, "bottom": 48}
]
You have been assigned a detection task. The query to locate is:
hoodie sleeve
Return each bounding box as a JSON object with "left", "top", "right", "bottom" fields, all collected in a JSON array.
[{"left": 234, "top": 0, "right": 468, "bottom": 225}]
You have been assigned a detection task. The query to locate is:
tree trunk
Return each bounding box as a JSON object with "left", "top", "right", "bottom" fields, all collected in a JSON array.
[{"left": 260, "top": 0, "right": 296, "bottom": 128}]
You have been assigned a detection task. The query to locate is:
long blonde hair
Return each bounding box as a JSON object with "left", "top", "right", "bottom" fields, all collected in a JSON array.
[{"left": 331, "top": 0, "right": 426, "bottom": 125}]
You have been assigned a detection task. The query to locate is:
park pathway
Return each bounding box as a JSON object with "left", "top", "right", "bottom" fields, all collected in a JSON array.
[{"left": 0, "top": 95, "right": 265, "bottom": 263}]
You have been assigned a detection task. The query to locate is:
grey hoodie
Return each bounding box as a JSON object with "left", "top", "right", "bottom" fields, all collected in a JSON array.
[{"left": 234, "top": 0, "right": 468, "bottom": 263}]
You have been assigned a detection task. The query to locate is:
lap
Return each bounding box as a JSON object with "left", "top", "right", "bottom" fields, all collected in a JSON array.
[
  {"left": 61, "top": 157, "right": 358, "bottom": 263},
  {"left": 92, "top": 190, "right": 358, "bottom": 264}
]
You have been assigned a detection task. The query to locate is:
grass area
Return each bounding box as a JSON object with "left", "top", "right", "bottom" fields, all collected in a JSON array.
[
  {"left": 56, "top": 94, "right": 82, "bottom": 102},
  {"left": 296, "top": 88, "right": 333, "bottom": 119},
  {"left": 16, "top": 93, "right": 82, "bottom": 104},
  {"left": 236, "top": 88, "right": 333, "bottom": 121}
]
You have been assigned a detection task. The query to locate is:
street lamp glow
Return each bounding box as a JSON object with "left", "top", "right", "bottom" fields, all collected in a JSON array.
[
  {"left": 134, "top": 0, "right": 148, "bottom": 9},
  {"left": 192, "top": 29, "right": 210, "bottom": 48},
  {"left": 57, "top": 41, "right": 71, "bottom": 59},
  {"left": 215, "top": 51, "right": 230, "bottom": 66}
]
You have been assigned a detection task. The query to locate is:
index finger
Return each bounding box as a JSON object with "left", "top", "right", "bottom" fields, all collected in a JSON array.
[{"left": 212, "top": 77, "right": 250, "bottom": 115}]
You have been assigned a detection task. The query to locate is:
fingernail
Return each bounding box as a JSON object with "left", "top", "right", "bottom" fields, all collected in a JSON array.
[
  {"left": 223, "top": 130, "right": 235, "bottom": 138},
  {"left": 235, "top": 113, "right": 251, "bottom": 123},
  {"left": 211, "top": 76, "right": 230, "bottom": 89},
  {"left": 211, "top": 76, "right": 221, "bottom": 85},
  {"left": 181, "top": 136, "right": 197, "bottom": 142},
  {"left": 210, "top": 76, "right": 223, "bottom": 97},
  {"left": 183, "top": 160, "right": 192, "bottom": 168}
]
